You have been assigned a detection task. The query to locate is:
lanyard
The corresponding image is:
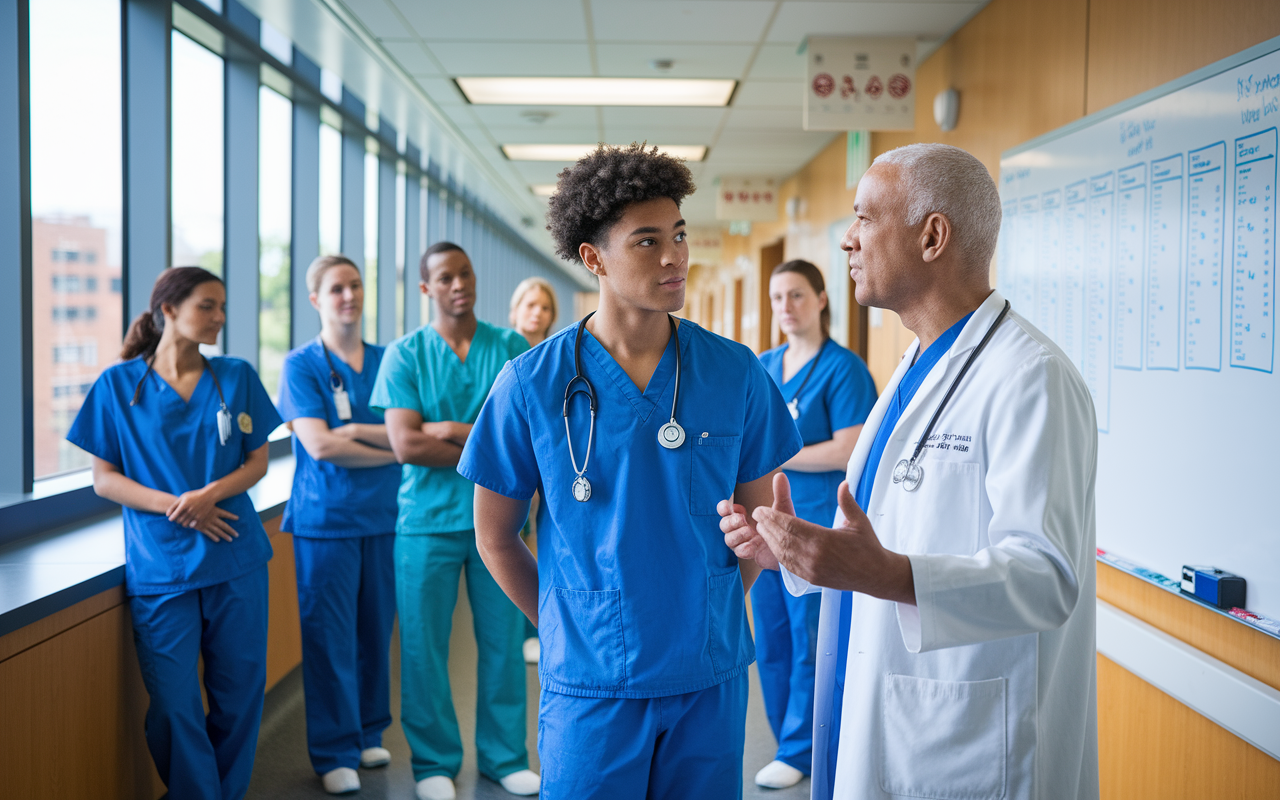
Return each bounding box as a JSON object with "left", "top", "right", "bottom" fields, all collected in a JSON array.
[
  {"left": 130, "top": 355, "right": 232, "bottom": 445},
  {"left": 892, "top": 301, "right": 1011, "bottom": 492},
  {"left": 785, "top": 339, "right": 826, "bottom": 420},
  {"left": 319, "top": 338, "right": 357, "bottom": 421}
]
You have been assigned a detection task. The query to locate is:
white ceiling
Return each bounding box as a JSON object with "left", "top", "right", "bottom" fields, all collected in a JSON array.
[{"left": 335, "top": 0, "right": 991, "bottom": 226}]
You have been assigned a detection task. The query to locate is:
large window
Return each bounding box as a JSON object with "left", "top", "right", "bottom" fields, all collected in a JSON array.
[
  {"left": 318, "top": 121, "right": 342, "bottom": 258},
  {"left": 363, "top": 147, "right": 379, "bottom": 340},
  {"left": 28, "top": 0, "right": 123, "bottom": 479},
  {"left": 171, "top": 30, "right": 224, "bottom": 275},
  {"left": 258, "top": 86, "right": 292, "bottom": 399}
]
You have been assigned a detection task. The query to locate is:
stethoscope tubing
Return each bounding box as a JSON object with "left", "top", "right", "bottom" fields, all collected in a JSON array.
[{"left": 900, "top": 300, "right": 1011, "bottom": 475}]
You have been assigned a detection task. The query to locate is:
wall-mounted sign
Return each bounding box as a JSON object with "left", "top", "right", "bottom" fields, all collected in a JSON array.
[
  {"left": 716, "top": 177, "right": 779, "bottom": 221},
  {"left": 804, "top": 37, "right": 916, "bottom": 131},
  {"left": 685, "top": 227, "right": 725, "bottom": 265}
]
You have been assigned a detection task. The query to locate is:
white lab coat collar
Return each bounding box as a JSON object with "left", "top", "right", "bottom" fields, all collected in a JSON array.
[{"left": 841, "top": 290, "right": 1008, "bottom": 519}]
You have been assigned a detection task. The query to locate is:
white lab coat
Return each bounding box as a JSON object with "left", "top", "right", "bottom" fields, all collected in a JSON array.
[{"left": 784, "top": 291, "right": 1099, "bottom": 800}]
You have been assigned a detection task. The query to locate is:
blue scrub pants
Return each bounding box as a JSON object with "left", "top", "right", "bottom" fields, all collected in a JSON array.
[
  {"left": 294, "top": 533, "right": 397, "bottom": 774},
  {"left": 394, "top": 531, "right": 528, "bottom": 782},
  {"left": 751, "top": 567, "right": 820, "bottom": 773},
  {"left": 538, "top": 673, "right": 748, "bottom": 800},
  {"left": 128, "top": 567, "right": 269, "bottom": 800}
]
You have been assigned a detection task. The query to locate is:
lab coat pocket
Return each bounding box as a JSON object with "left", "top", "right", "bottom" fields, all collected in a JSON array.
[
  {"left": 540, "top": 587, "right": 626, "bottom": 691},
  {"left": 690, "top": 435, "right": 742, "bottom": 516},
  {"left": 880, "top": 673, "right": 1007, "bottom": 800},
  {"left": 707, "top": 570, "right": 753, "bottom": 676}
]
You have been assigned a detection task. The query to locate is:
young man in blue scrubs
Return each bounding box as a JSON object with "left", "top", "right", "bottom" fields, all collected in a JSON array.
[
  {"left": 277, "top": 255, "right": 401, "bottom": 794},
  {"left": 68, "top": 267, "right": 281, "bottom": 800},
  {"left": 459, "top": 143, "right": 803, "bottom": 800},
  {"left": 370, "top": 242, "right": 537, "bottom": 800}
]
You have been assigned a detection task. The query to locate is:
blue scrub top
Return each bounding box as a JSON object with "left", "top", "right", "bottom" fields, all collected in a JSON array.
[
  {"left": 458, "top": 319, "right": 802, "bottom": 699},
  {"left": 276, "top": 339, "right": 400, "bottom": 537},
  {"left": 758, "top": 338, "right": 877, "bottom": 526},
  {"left": 370, "top": 320, "right": 529, "bottom": 535},
  {"left": 67, "top": 356, "right": 282, "bottom": 596}
]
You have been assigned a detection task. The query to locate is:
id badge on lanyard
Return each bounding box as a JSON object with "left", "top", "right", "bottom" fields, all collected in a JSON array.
[
  {"left": 333, "top": 388, "right": 353, "bottom": 420},
  {"left": 217, "top": 405, "right": 232, "bottom": 445}
]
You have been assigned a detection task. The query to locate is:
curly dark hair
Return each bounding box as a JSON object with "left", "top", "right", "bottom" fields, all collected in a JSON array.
[{"left": 546, "top": 143, "right": 696, "bottom": 264}]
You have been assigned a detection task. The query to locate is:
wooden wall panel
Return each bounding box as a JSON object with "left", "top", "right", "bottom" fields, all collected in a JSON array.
[
  {"left": 1099, "top": 654, "right": 1280, "bottom": 799},
  {"left": 0, "top": 514, "right": 303, "bottom": 800},
  {"left": 1086, "top": 0, "right": 1280, "bottom": 114},
  {"left": 264, "top": 518, "right": 303, "bottom": 690},
  {"left": 0, "top": 604, "right": 164, "bottom": 800}
]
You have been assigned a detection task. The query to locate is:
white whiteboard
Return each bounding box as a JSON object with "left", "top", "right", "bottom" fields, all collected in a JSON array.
[{"left": 999, "top": 37, "right": 1280, "bottom": 618}]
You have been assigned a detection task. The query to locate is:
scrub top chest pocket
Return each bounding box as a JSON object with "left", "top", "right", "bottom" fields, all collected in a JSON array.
[{"left": 690, "top": 433, "right": 742, "bottom": 516}]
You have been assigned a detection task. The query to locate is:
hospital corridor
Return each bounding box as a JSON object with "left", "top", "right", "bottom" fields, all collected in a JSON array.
[{"left": 2, "top": 0, "right": 1279, "bottom": 799}]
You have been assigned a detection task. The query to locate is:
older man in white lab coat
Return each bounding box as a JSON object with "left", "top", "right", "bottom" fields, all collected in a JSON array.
[{"left": 721, "top": 143, "right": 1099, "bottom": 800}]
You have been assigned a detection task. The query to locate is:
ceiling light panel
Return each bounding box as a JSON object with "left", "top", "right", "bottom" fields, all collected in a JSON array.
[
  {"left": 457, "top": 77, "right": 736, "bottom": 107},
  {"left": 502, "top": 144, "right": 707, "bottom": 162},
  {"left": 531, "top": 184, "right": 558, "bottom": 197}
]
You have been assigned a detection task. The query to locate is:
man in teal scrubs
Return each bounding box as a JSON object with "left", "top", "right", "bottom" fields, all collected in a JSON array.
[{"left": 370, "top": 242, "right": 536, "bottom": 800}]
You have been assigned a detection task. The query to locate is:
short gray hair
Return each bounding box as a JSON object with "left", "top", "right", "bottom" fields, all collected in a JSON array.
[{"left": 872, "top": 143, "right": 1002, "bottom": 269}]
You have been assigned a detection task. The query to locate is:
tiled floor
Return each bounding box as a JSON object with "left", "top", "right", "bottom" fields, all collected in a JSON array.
[{"left": 246, "top": 579, "right": 811, "bottom": 800}]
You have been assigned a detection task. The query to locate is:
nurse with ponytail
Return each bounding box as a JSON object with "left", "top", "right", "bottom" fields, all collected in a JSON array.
[{"left": 67, "top": 266, "right": 282, "bottom": 800}]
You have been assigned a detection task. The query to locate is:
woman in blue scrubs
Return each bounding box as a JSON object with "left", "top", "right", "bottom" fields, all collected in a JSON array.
[
  {"left": 751, "top": 260, "right": 877, "bottom": 789},
  {"left": 67, "top": 266, "right": 282, "bottom": 800},
  {"left": 276, "top": 255, "right": 401, "bottom": 795},
  {"left": 459, "top": 143, "right": 803, "bottom": 800}
]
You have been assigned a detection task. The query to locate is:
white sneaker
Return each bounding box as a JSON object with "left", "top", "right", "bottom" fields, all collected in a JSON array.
[
  {"left": 416, "top": 775, "right": 457, "bottom": 800},
  {"left": 321, "top": 767, "right": 360, "bottom": 795},
  {"left": 522, "top": 637, "right": 540, "bottom": 664},
  {"left": 755, "top": 759, "right": 804, "bottom": 789},
  {"left": 360, "top": 746, "right": 391, "bottom": 768},
  {"left": 499, "top": 769, "right": 541, "bottom": 796}
]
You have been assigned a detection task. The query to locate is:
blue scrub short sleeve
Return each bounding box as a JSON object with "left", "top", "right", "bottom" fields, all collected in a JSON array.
[
  {"left": 457, "top": 361, "right": 539, "bottom": 500},
  {"left": 738, "top": 357, "right": 804, "bottom": 484},
  {"left": 277, "top": 351, "right": 328, "bottom": 422},
  {"left": 243, "top": 366, "right": 284, "bottom": 452},
  {"left": 827, "top": 351, "right": 878, "bottom": 431},
  {"left": 66, "top": 374, "right": 123, "bottom": 467},
  {"left": 369, "top": 339, "right": 424, "bottom": 416}
]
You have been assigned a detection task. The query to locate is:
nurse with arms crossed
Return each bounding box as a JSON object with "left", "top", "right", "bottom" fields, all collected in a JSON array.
[
  {"left": 276, "top": 255, "right": 401, "bottom": 795},
  {"left": 459, "top": 143, "right": 802, "bottom": 800},
  {"left": 751, "top": 259, "right": 877, "bottom": 790},
  {"left": 371, "top": 241, "right": 537, "bottom": 800},
  {"left": 68, "top": 266, "right": 282, "bottom": 800}
]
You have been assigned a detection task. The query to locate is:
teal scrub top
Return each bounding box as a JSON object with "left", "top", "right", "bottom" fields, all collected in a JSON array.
[
  {"left": 370, "top": 320, "right": 529, "bottom": 535},
  {"left": 66, "top": 356, "right": 282, "bottom": 595},
  {"left": 276, "top": 338, "right": 400, "bottom": 537},
  {"left": 458, "top": 320, "right": 802, "bottom": 699}
]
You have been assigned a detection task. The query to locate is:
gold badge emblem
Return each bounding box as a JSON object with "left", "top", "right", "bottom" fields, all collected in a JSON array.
[{"left": 237, "top": 412, "right": 253, "bottom": 434}]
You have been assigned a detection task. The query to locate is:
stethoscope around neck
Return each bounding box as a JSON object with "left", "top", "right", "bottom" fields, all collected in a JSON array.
[
  {"left": 564, "top": 311, "right": 685, "bottom": 502},
  {"left": 130, "top": 352, "right": 233, "bottom": 446},
  {"left": 891, "top": 300, "right": 1010, "bottom": 492}
]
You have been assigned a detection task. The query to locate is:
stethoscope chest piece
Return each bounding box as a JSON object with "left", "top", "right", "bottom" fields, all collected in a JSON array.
[
  {"left": 572, "top": 475, "right": 592, "bottom": 502},
  {"left": 787, "top": 399, "right": 800, "bottom": 420},
  {"left": 658, "top": 421, "right": 686, "bottom": 449},
  {"left": 892, "top": 459, "right": 924, "bottom": 492}
]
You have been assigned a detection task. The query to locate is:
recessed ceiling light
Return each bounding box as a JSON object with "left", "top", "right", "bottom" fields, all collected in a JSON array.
[
  {"left": 457, "top": 77, "right": 735, "bottom": 107},
  {"left": 503, "top": 144, "right": 707, "bottom": 162},
  {"left": 531, "top": 184, "right": 557, "bottom": 197}
]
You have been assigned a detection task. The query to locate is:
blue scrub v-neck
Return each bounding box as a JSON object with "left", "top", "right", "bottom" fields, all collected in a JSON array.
[{"left": 579, "top": 324, "right": 681, "bottom": 423}]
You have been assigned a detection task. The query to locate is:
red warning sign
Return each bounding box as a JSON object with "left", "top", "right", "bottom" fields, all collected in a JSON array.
[
  {"left": 812, "top": 73, "right": 835, "bottom": 98},
  {"left": 888, "top": 73, "right": 912, "bottom": 99},
  {"left": 864, "top": 75, "right": 883, "bottom": 99}
]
